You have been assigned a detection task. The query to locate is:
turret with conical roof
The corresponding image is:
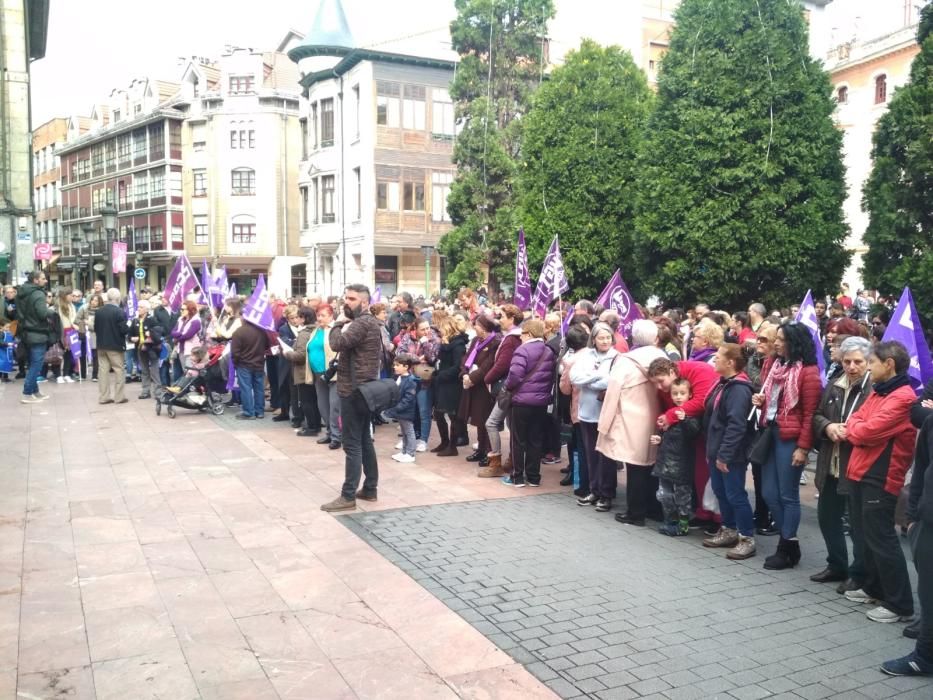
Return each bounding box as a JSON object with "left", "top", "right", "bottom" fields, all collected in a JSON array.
[{"left": 288, "top": 0, "right": 354, "bottom": 75}]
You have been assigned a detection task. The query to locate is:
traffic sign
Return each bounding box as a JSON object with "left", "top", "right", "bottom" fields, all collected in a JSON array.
[{"left": 134, "top": 268, "right": 146, "bottom": 280}]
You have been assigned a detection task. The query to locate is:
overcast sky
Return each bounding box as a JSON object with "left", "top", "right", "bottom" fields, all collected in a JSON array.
[{"left": 30, "top": 0, "right": 911, "bottom": 126}]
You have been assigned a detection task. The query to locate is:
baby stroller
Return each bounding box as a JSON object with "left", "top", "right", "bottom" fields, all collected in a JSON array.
[{"left": 156, "top": 344, "right": 228, "bottom": 418}]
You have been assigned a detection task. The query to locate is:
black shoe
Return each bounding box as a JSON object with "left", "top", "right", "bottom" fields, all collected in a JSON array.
[
  {"left": 573, "top": 487, "right": 588, "bottom": 498},
  {"left": 764, "top": 537, "right": 796, "bottom": 570},
  {"left": 14, "top": 372, "right": 25, "bottom": 379},
  {"left": 559, "top": 475, "right": 573, "bottom": 486},
  {"left": 595, "top": 499, "right": 612, "bottom": 512},
  {"left": 235, "top": 413, "right": 255, "bottom": 421},
  {"left": 614, "top": 513, "right": 646, "bottom": 526},
  {"left": 560, "top": 467, "right": 570, "bottom": 474},
  {"left": 296, "top": 428, "right": 320, "bottom": 437},
  {"left": 316, "top": 436, "right": 331, "bottom": 444},
  {"left": 904, "top": 618, "right": 922, "bottom": 640},
  {"left": 478, "top": 455, "right": 490, "bottom": 467},
  {"left": 704, "top": 523, "right": 721, "bottom": 536},
  {"left": 272, "top": 414, "right": 291, "bottom": 422},
  {"left": 455, "top": 435, "right": 470, "bottom": 447},
  {"left": 836, "top": 579, "right": 861, "bottom": 595},
  {"left": 756, "top": 524, "right": 779, "bottom": 536},
  {"left": 465, "top": 450, "right": 485, "bottom": 463},
  {"left": 577, "top": 493, "right": 597, "bottom": 506},
  {"left": 810, "top": 568, "right": 847, "bottom": 584},
  {"left": 329, "top": 440, "right": 341, "bottom": 450}
]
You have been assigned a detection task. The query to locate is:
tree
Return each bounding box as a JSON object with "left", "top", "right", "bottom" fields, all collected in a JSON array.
[
  {"left": 861, "top": 4, "right": 933, "bottom": 320},
  {"left": 516, "top": 40, "right": 652, "bottom": 300},
  {"left": 439, "top": 0, "right": 555, "bottom": 291},
  {"left": 633, "top": 0, "right": 849, "bottom": 309}
]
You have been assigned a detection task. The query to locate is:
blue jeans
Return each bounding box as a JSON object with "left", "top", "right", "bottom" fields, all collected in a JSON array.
[
  {"left": 708, "top": 459, "right": 755, "bottom": 536},
  {"left": 125, "top": 348, "right": 138, "bottom": 376},
  {"left": 23, "top": 343, "right": 48, "bottom": 396},
  {"left": 761, "top": 431, "right": 803, "bottom": 539},
  {"left": 235, "top": 367, "right": 265, "bottom": 417},
  {"left": 415, "top": 382, "right": 433, "bottom": 442}
]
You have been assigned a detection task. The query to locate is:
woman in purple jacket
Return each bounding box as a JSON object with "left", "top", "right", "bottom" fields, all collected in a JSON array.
[
  {"left": 502, "top": 319, "right": 557, "bottom": 488},
  {"left": 170, "top": 300, "right": 203, "bottom": 382}
]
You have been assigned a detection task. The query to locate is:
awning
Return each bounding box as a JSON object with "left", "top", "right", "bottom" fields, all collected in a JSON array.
[{"left": 215, "top": 256, "right": 274, "bottom": 268}]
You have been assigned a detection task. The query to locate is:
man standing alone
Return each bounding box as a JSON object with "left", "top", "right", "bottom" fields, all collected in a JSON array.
[
  {"left": 96, "top": 289, "right": 129, "bottom": 404},
  {"left": 231, "top": 315, "right": 271, "bottom": 420},
  {"left": 321, "top": 284, "right": 383, "bottom": 512}
]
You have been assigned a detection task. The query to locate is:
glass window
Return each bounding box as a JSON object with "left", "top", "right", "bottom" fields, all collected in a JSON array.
[
  {"left": 134, "top": 173, "right": 148, "bottom": 205},
  {"left": 321, "top": 99, "right": 335, "bottom": 146},
  {"left": 403, "top": 180, "right": 425, "bottom": 211},
  {"left": 403, "top": 85, "right": 426, "bottom": 130},
  {"left": 322, "top": 175, "right": 335, "bottom": 223},
  {"left": 132, "top": 128, "right": 147, "bottom": 160},
  {"left": 352, "top": 85, "right": 360, "bottom": 138},
  {"left": 148, "top": 123, "right": 164, "bottom": 159},
  {"left": 432, "top": 172, "right": 453, "bottom": 222},
  {"left": 353, "top": 167, "right": 361, "bottom": 220},
  {"left": 150, "top": 167, "right": 165, "bottom": 200},
  {"left": 432, "top": 88, "right": 455, "bottom": 137},
  {"left": 193, "top": 169, "right": 207, "bottom": 197},
  {"left": 301, "top": 187, "right": 309, "bottom": 228},
  {"left": 310, "top": 103, "right": 318, "bottom": 148},
  {"left": 194, "top": 216, "right": 208, "bottom": 245},
  {"left": 229, "top": 75, "right": 255, "bottom": 94},
  {"left": 231, "top": 168, "right": 255, "bottom": 196},
  {"left": 376, "top": 82, "right": 400, "bottom": 127},
  {"left": 117, "top": 134, "right": 131, "bottom": 163},
  {"left": 232, "top": 223, "right": 256, "bottom": 243},
  {"left": 874, "top": 74, "right": 887, "bottom": 104}
]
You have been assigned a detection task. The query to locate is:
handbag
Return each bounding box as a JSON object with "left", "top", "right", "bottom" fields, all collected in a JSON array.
[
  {"left": 413, "top": 363, "right": 435, "bottom": 382},
  {"left": 748, "top": 421, "right": 773, "bottom": 466},
  {"left": 44, "top": 343, "right": 64, "bottom": 366},
  {"left": 496, "top": 345, "right": 550, "bottom": 412}
]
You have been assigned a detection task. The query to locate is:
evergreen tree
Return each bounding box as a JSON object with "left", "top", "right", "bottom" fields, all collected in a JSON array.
[
  {"left": 517, "top": 40, "right": 652, "bottom": 300},
  {"left": 439, "top": 0, "right": 555, "bottom": 291},
  {"left": 861, "top": 4, "right": 933, "bottom": 319},
  {"left": 633, "top": 0, "right": 849, "bottom": 309}
]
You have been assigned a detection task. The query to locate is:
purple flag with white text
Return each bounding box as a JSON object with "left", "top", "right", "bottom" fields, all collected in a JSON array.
[
  {"left": 126, "top": 279, "right": 138, "bottom": 321},
  {"left": 85, "top": 329, "right": 93, "bottom": 364},
  {"left": 372, "top": 286, "right": 382, "bottom": 303},
  {"left": 242, "top": 275, "right": 275, "bottom": 331},
  {"left": 532, "top": 236, "right": 569, "bottom": 318},
  {"left": 164, "top": 254, "right": 199, "bottom": 312},
  {"left": 65, "top": 328, "right": 82, "bottom": 360},
  {"left": 596, "top": 269, "right": 643, "bottom": 340},
  {"left": 794, "top": 290, "right": 827, "bottom": 387},
  {"left": 514, "top": 228, "right": 531, "bottom": 310},
  {"left": 213, "top": 266, "right": 229, "bottom": 307},
  {"left": 882, "top": 287, "right": 933, "bottom": 394}
]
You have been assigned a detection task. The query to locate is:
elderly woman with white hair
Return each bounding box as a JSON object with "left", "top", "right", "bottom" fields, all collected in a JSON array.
[{"left": 597, "top": 319, "right": 668, "bottom": 524}]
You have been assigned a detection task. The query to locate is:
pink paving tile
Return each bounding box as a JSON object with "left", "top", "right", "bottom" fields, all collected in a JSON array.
[
  {"left": 84, "top": 605, "right": 179, "bottom": 662},
  {"left": 246, "top": 542, "right": 318, "bottom": 577},
  {"left": 297, "top": 601, "right": 407, "bottom": 661},
  {"left": 264, "top": 561, "right": 361, "bottom": 614},
  {"left": 333, "top": 644, "right": 459, "bottom": 700},
  {"left": 445, "top": 663, "right": 560, "bottom": 699},
  {"left": 180, "top": 638, "right": 268, "bottom": 689},
  {"left": 18, "top": 610, "right": 89, "bottom": 673},
  {"left": 71, "top": 515, "right": 138, "bottom": 546},
  {"left": 142, "top": 540, "right": 205, "bottom": 579},
  {"left": 75, "top": 540, "right": 148, "bottom": 578},
  {"left": 188, "top": 536, "right": 255, "bottom": 574},
  {"left": 79, "top": 571, "right": 162, "bottom": 612},
  {"left": 92, "top": 648, "right": 200, "bottom": 700},
  {"left": 210, "top": 569, "right": 289, "bottom": 618},
  {"left": 198, "top": 677, "right": 282, "bottom": 700},
  {"left": 18, "top": 664, "right": 96, "bottom": 700}
]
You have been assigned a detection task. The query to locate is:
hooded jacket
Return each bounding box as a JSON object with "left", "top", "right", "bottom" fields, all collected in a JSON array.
[
  {"left": 704, "top": 373, "right": 754, "bottom": 465},
  {"left": 651, "top": 416, "right": 701, "bottom": 483},
  {"left": 505, "top": 339, "right": 556, "bottom": 407},
  {"left": 14, "top": 283, "right": 52, "bottom": 346}
]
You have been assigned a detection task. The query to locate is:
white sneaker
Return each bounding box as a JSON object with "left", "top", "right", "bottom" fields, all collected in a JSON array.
[
  {"left": 395, "top": 454, "right": 416, "bottom": 463},
  {"left": 867, "top": 606, "right": 912, "bottom": 623},
  {"left": 800, "top": 472, "right": 808, "bottom": 485},
  {"left": 395, "top": 440, "right": 403, "bottom": 450},
  {"left": 64, "top": 376, "right": 76, "bottom": 383},
  {"left": 36, "top": 392, "right": 50, "bottom": 401},
  {"left": 391, "top": 452, "right": 404, "bottom": 461},
  {"left": 845, "top": 589, "right": 877, "bottom": 604},
  {"left": 56, "top": 376, "right": 65, "bottom": 384},
  {"left": 20, "top": 394, "right": 43, "bottom": 404},
  {"left": 416, "top": 440, "right": 428, "bottom": 453}
]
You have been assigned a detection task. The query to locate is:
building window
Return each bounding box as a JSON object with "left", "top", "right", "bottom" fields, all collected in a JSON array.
[
  {"left": 232, "top": 223, "right": 256, "bottom": 243},
  {"left": 150, "top": 167, "right": 165, "bottom": 201},
  {"left": 403, "top": 180, "right": 425, "bottom": 211},
  {"left": 874, "top": 74, "right": 887, "bottom": 104},
  {"left": 230, "top": 129, "right": 255, "bottom": 149},
  {"left": 169, "top": 121, "right": 182, "bottom": 158},
  {"left": 322, "top": 175, "right": 335, "bottom": 223},
  {"left": 320, "top": 98, "right": 335, "bottom": 147},
  {"left": 376, "top": 82, "right": 401, "bottom": 127},
  {"left": 352, "top": 85, "right": 360, "bottom": 138},
  {"left": 91, "top": 145, "right": 104, "bottom": 174},
  {"left": 291, "top": 264, "right": 307, "bottom": 297},
  {"left": 149, "top": 123, "right": 165, "bottom": 159},
  {"left": 432, "top": 88, "right": 455, "bottom": 137},
  {"left": 432, "top": 172, "right": 453, "bottom": 222},
  {"left": 105, "top": 140, "right": 116, "bottom": 171},
  {"left": 117, "top": 134, "right": 131, "bottom": 164},
  {"left": 300, "top": 118, "right": 308, "bottom": 158},
  {"left": 194, "top": 216, "right": 208, "bottom": 245},
  {"left": 310, "top": 103, "right": 319, "bottom": 149},
  {"left": 113, "top": 109, "right": 121, "bottom": 123},
  {"left": 172, "top": 225, "right": 184, "bottom": 248},
  {"left": 301, "top": 187, "right": 309, "bottom": 228},
  {"left": 150, "top": 226, "right": 164, "bottom": 248},
  {"left": 376, "top": 182, "right": 399, "bottom": 211},
  {"left": 231, "top": 168, "right": 255, "bottom": 196},
  {"left": 134, "top": 104, "right": 142, "bottom": 115},
  {"left": 229, "top": 75, "right": 255, "bottom": 94},
  {"left": 133, "top": 128, "right": 147, "bottom": 160},
  {"left": 353, "top": 167, "right": 361, "bottom": 220},
  {"left": 170, "top": 168, "right": 183, "bottom": 202},
  {"left": 193, "top": 141, "right": 206, "bottom": 152},
  {"left": 403, "top": 85, "right": 426, "bottom": 130},
  {"left": 836, "top": 86, "right": 848, "bottom": 104},
  {"left": 311, "top": 178, "right": 319, "bottom": 224},
  {"left": 193, "top": 169, "right": 207, "bottom": 197},
  {"left": 134, "top": 173, "right": 148, "bottom": 206}
]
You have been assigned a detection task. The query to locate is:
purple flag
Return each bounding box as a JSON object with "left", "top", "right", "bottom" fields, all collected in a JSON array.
[
  {"left": 372, "top": 286, "right": 382, "bottom": 303},
  {"left": 882, "top": 287, "right": 933, "bottom": 394},
  {"left": 164, "top": 254, "right": 199, "bottom": 313},
  {"left": 514, "top": 228, "right": 531, "bottom": 310},
  {"left": 126, "top": 279, "right": 138, "bottom": 321},
  {"left": 596, "top": 269, "right": 644, "bottom": 340},
  {"left": 532, "top": 236, "right": 570, "bottom": 318},
  {"left": 65, "top": 328, "right": 82, "bottom": 360},
  {"left": 85, "top": 329, "right": 93, "bottom": 365},
  {"left": 242, "top": 274, "right": 275, "bottom": 331},
  {"left": 226, "top": 351, "right": 237, "bottom": 392},
  {"left": 213, "top": 266, "right": 229, "bottom": 307},
  {"left": 794, "top": 290, "right": 827, "bottom": 387}
]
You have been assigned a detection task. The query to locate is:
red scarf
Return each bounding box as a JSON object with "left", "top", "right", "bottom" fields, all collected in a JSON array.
[{"left": 760, "top": 359, "right": 802, "bottom": 423}]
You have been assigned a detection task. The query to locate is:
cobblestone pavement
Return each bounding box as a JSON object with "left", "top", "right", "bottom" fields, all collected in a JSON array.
[{"left": 345, "top": 493, "right": 932, "bottom": 700}]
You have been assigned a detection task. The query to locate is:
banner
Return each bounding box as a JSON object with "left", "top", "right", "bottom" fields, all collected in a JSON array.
[
  {"left": 532, "top": 236, "right": 570, "bottom": 318},
  {"left": 33, "top": 243, "right": 52, "bottom": 261},
  {"left": 372, "top": 286, "right": 382, "bottom": 303},
  {"left": 882, "top": 287, "right": 933, "bottom": 394},
  {"left": 794, "top": 290, "right": 827, "bottom": 387},
  {"left": 126, "top": 279, "right": 138, "bottom": 321},
  {"left": 242, "top": 274, "right": 275, "bottom": 331},
  {"left": 213, "top": 266, "right": 229, "bottom": 307},
  {"left": 111, "top": 241, "right": 127, "bottom": 275},
  {"left": 64, "top": 328, "right": 82, "bottom": 360},
  {"left": 596, "top": 269, "right": 643, "bottom": 340},
  {"left": 85, "top": 330, "right": 93, "bottom": 365},
  {"left": 163, "top": 254, "right": 198, "bottom": 312},
  {"left": 514, "top": 228, "right": 531, "bottom": 310}
]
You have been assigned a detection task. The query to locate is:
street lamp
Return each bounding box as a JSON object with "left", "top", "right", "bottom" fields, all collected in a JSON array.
[
  {"left": 80, "top": 222, "right": 96, "bottom": 292},
  {"left": 101, "top": 203, "right": 118, "bottom": 288}
]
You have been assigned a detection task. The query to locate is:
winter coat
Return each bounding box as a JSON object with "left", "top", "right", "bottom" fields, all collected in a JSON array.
[
  {"left": 434, "top": 333, "right": 467, "bottom": 414},
  {"left": 652, "top": 416, "right": 701, "bottom": 483},
  {"left": 596, "top": 345, "right": 667, "bottom": 467},
  {"left": 128, "top": 314, "right": 165, "bottom": 354},
  {"left": 74, "top": 304, "right": 90, "bottom": 335},
  {"left": 505, "top": 339, "right": 557, "bottom": 407},
  {"left": 388, "top": 309, "right": 417, "bottom": 343},
  {"left": 94, "top": 303, "right": 128, "bottom": 352},
  {"left": 383, "top": 374, "right": 417, "bottom": 422},
  {"left": 760, "top": 360, "right": 823, "bottom": 450},
  {"left": 14, "top": 283, "right": 52, "bottom": 346},
  {"left": 659, "top": 361, "right": 719, "bottom": 427},
  {"left": 484, "top": 331, "right": 522, "bottom": 388},
  {"left": 846, "top": 377, "right": 918, "bottom": 496},
  {"left": 171, "top": 315, "right": 203, "bottom": 359},
  {"left": 910, "top": 380, "right": 933, "bottom": 525},
  {"left": 569, "top": 347, "right": 619, "bottom": 423},
  {"left": 231, "top": 321, "right": 270, "bottom": 372},
  {"left": 811, "top": 371, "right": 872, "bottom": 493},
  {"left": 329, "top": 312, "right": 384, "bottom": 399},
  {"left": 558, "top": 349, "right": 582, "bottom": 424},
  {"left": 704, "top": 374, "right": 754, "bottom": 466},
  {"left": 458, "top": 334, "right": 500, "bottom": 427},
  {"left": 286, "top": 326, "right": 315, "bottom": 385}
]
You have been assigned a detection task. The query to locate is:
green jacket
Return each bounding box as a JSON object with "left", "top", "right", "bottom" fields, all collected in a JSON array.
[{"left": 15, "top": 283, "right": 52, "bottom": 346}]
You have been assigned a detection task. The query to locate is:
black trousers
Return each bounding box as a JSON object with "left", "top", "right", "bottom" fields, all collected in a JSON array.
[
  {"left": 911, "top": 521, "right": 933, "bottom": 661},
  {"left": 509, "top": 404, "right": 547, "bottom": 485},
  {"left": 579, "top": 421, "right": 616, "bottom": 499},
  {"left": 340, "top": 392, "right": 378, "bottom": 499},
  {"left": 542, "top": 408, "right": 562, "bottom": 458},
  {"left": 751, "top": 463, "right": 771, "bottom": 527},
  {"left": 626, "top": 464, "right": 662, "bottom": 521},
  {"left": 849, "top": 481, "right": 913, "bottom": 616},
  {"left": 298, "top": 383, "right": 321, "bottom": 430},
  {"left": 817, "top": 476, "right": 866, "bottom": 580}
]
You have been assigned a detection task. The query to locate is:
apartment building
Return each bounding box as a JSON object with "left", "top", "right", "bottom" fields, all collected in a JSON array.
[
  {"left": 286, "top": 0, "right": 457, "bottom": 297},
  {"left": 31, "top": 117, "right": 69, "bottom": 284}
]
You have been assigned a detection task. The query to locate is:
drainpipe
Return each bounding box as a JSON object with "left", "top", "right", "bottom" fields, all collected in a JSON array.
[{"left": 339, "top": 75, "right": 346, "bottom": 290}]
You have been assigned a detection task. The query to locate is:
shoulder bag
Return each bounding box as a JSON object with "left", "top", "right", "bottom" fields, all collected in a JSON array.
[{"left": 496, "top": 345, "right": 549, "bottom": 412}]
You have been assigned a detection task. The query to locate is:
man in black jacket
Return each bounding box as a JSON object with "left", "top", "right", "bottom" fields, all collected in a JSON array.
[
  {"left": 95, "top": 288, "right": 129, "bottom": 404},
  {"left": 15, "top": 271, "right": 53, "bottom": 403},
  {"left": 387, "top": 292, "right": 415, "bottom": 341},
  {"left": 128, "top": 300, "right": 164, "bottom": 400}
]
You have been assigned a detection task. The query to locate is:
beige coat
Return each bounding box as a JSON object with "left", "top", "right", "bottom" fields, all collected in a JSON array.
[
  {"left": 286, "top": 326, "right": 315, "bottom": 385},
  {"left": 596, "top": 345, "right": 667, "bottom": 467}
]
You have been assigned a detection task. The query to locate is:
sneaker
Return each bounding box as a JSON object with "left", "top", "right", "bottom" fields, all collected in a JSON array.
[
  {"left": 56, "top": 376, "right": 65, "bottom": 384},
  {"left": 395, "top": 454, "right": 416, "bottom": 464},
  {"left": 881, "top": 651, "right": 933, "bottom": 677},
  {"left": 64, "top": 376, "right": 76, "bottom": 383},
  {"left": 20, "top": 394, "right": 43, "bottom": 404},
  {"left": 836, "top": 578, "right": 861, "bottom": 595},
  {"left": 704, "top": 522, "right": 721, "bottom": 536},
  {"left": 703, "top": 527, "right": 739, "bottom": 548},
  {"left": 501, "top": 475, "right": 525, "bottom": 488},
  {"left": 527, "top": 482, "right": 540, "bottom": 488},
  {"left": 594, "top": 499, "right": 612, "bottom": 512},
  {"left": 415, "top": 440, "right": 428, "bottom": 453},
  {"left": 354, "top": 489, "right": 377, "bottom": 502},
  {"left": 36, "top": 376, "right": 46, "bottom": 383},
  {"left": 800, "top": 472, "right": 808, "bottom": 485},
  {"left": 726, "top": 536, "right": 757, "bottom": 560},
  {"left": 844, "top": 589, "right": 878, "bottom": 604},
  {"left": 577, "top": 493, "right": 597, "bottom": 506},
  {"left": 320, "top": 496, "right": 356, "bottom": 512},
  {"left": 541, "top": 454, "right": 561, "bottom": 464},
  {"left": 35, "top": 392, "right": 50, "bottom": 401},
  {"left": 395, "top": 439, "right": 403, "bottom": 450},
  {"left": 658, "top": 521, "right": 689, "bottom": 537},
  {"left": 867, "top": 606, "right": 912, "bottom": 623},
  {"left": 92, "top": 378, "right": 98, "bottom": 382}
]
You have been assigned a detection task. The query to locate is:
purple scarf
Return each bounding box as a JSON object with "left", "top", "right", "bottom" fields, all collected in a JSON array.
[
  {"left": 465, "top": 333, "right": 497, "bottom": 367},
  {"left": 690, "top": 346, "right": 716, "bottom": 363}
]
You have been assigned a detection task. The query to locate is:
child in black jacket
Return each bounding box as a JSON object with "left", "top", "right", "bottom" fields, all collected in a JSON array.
[
  {"left": 382, "top": 353, "right": 418, "bottom": 463},
  {"left": 652, "top": 377, "right": 701, "bottom": 536}
]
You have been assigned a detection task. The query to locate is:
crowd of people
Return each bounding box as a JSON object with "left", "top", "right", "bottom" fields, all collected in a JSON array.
[{"left": 1, "top": 274, "right": 929, "bottom": 678}]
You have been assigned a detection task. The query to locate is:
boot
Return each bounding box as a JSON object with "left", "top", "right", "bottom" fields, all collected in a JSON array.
[
  {"left": 702, "top": 527, "right": 739, "bottom": 548},
  {"left": 503, "top": 455, "right": 512, "bottom": 470},
  {"left": 436, "top": 443, "right": 459, "bottom": 457},
  {"left": 477, "top": 453, "right": 505, "bottom": 478},
  {"left": 763, "top": 537, "right": 794, "bottom": 570},
  {"left": 431, "top": 416, "right": 450, "bottom": 452},
  {"left": 785, "top": 538, "right": 801, "bottom": 566}
]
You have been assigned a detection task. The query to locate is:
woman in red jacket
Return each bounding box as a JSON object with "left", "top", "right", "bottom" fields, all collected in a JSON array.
[{"left": 752, "top": 323, "right": 822, "bottom": 570}]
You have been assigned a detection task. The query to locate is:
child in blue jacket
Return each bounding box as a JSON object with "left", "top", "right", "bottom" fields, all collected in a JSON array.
[
  {"left": 382, "top": 353, "right": 418, "bottom": 463},
  {"left": 0, "top": 324, "right": 15, "bottom": 382}
]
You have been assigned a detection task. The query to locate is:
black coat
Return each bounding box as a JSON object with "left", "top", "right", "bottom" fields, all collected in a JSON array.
[
  {"left": 910, "top": 380, "right": 933, "bottom": 525},
  {"left": 651, "top": 416, "right": 701, "bottom": 484},
  {"left": 128, "top": 315, "right": 165, "bottom": 353},
  {"left": 91, "top": 303, "right": 127, "bottom": 352},
  {"left": 434, "top": 333, "right": 467, "bottom": 414},
  {"left": 811, "top": 373, "right": 872, "bottom": 492},
  {"left": 14, "top": 283, "right": 51, "bottom": 346},
  {"left": 704, "top": 375, "right": 754, "bottom": 465}
]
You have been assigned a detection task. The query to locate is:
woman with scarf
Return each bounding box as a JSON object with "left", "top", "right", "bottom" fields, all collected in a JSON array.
[
  {"left": 689, "top": 319, "right": 723, "bottom": 365},
  {"left": 434, "top": 316, "right": 469, "bottom": 456},
  {"left": 457, "top": 314, "right": 500, "bottom": 463},
  {"left": 396, "top": 318, "right": 440, "bottom": 450},
  {"left": 752, "top": 322, "right": 822, "bottom": 570},
  {"left": 170, "top": 301, "right": 203, "bottom": 382}
]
